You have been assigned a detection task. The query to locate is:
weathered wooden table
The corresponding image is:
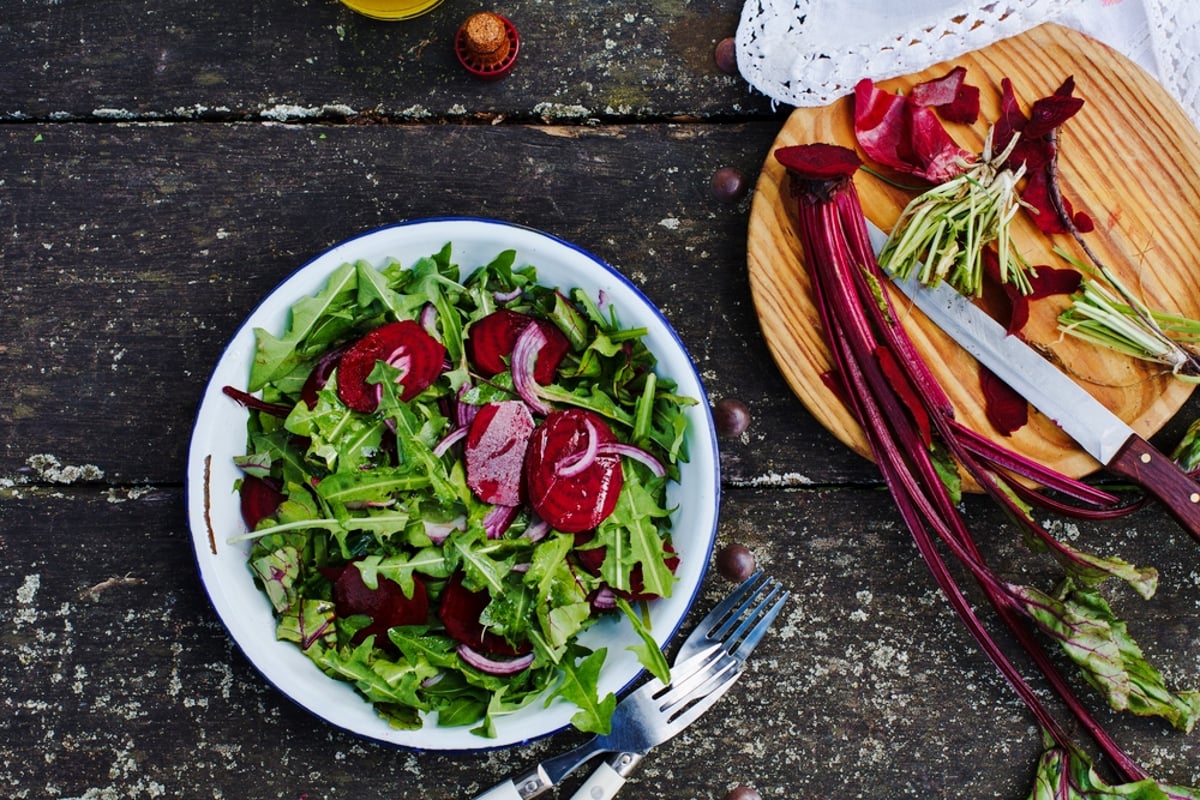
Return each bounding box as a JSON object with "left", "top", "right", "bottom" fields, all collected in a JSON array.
[{"left": 2, "top": 2, "right": 1197, "bottom": 798}]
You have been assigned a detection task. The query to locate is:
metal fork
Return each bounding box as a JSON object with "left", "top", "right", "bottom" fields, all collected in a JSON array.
[
  {"left": 565, "top": 571, "right": 789, "bottom": 800},
  {"left": 471, "top": 571, "right": 789, "bottom": 800},
  {"left": 471, "top": 644, "right": 741, "bottom": 800}
]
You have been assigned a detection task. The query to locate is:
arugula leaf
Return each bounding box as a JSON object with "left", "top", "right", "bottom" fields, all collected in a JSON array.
[
  {"left": 546, "top": 647, "right": 616, "bottom": 735},
  {"left": 615, "top": 597, "right": 671, "bottom": 684},
  {"left": 250, "top": 261, "right": 358, "bottom": 391},
  {"left": 355, "top": 548, "right": 450, "bottom": 596}
]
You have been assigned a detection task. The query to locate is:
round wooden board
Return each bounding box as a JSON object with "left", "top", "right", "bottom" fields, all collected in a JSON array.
[{"left": 747, "top": 23, "right": 1200, "bottom": 479}]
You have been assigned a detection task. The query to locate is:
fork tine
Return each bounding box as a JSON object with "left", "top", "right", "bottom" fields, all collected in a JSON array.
[
  {"left": 714, "top": 576, "right": 780, "bottom": 647},
  {"left": 658, "top": 653, "right": 740, "bottom": 723},
  {"left": 730, "top": 586, "right": 789, "bottom": 662},
  {"left": 696, "top": 573, "right": 777, "bottom": 650},
  {"left": 689, "top": 570, "right": 765, "bottom": 642}
]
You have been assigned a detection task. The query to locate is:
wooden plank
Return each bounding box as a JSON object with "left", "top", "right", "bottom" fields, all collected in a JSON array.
[
  {"left": 0, "top": 120, "right": 882, "bottom": 488},
  {"left": 3, "top": 487, "right": 1196, "bottom": 797},
  {"left": 0, "top": 0, "right": 775, "bottom": 122}
]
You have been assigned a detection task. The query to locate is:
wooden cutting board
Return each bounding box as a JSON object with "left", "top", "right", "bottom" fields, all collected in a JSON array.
[{"left": 747, "top": 23, "right": 1200, "bottom": 480}]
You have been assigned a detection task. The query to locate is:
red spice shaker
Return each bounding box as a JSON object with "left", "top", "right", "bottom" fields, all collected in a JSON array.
[{"left": 455, "top": 11, "right": 520, "bottom": 80}]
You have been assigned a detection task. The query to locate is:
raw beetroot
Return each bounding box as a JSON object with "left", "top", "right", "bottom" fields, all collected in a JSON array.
[
  {"left": 525, "top": 409, "right": 624, "bottom": 533},
  {"left": 466, "top": 309, "right": 570, "bottom": 384},
  {"left": 325, "top": 562, "right": 429, "bottom": 650},
  {"left": 910, "top": 66, "right": 981, "bottom": 125},
  {"left": 465, "top": 400, "right": 535, "bottom": 507},
  {"left": 336, "top": 320, "right": 446, "bottom": 412},
  {"left": 853, "top": 77, "right": 975, "bottom": 184}
]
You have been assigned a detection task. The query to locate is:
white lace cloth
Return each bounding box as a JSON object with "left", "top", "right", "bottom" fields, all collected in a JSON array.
[{"left": 736, "top": 0, "right": 1200, "bottom": 128}]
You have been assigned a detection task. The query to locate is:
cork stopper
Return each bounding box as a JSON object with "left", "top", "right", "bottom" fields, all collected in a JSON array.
[{"left": 455, "top": 12, "right": 520, "bottom": 80}]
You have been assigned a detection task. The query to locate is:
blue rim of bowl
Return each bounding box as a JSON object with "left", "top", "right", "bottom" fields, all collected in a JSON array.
[{"left": 185, "top": 216, "right": 721, "bottom": 752}]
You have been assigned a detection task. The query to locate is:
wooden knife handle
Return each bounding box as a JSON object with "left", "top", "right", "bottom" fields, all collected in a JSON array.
[{"left": 1107, "top": 435, "right": 1200, "bottom": 543}]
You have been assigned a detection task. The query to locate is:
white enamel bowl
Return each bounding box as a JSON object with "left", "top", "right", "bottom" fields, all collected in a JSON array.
[{"left": 185, "top": 217, "right": 721, "bottom": 750}]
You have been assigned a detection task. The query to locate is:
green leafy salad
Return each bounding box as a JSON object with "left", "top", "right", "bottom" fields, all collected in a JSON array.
[{"left": 225, "top": 243, "right": 696, "bottom": 736}]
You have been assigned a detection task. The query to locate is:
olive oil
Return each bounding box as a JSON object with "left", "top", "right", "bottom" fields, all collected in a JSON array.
[{"left": 338, "top": 0, "right": 442, "bottom": 21}]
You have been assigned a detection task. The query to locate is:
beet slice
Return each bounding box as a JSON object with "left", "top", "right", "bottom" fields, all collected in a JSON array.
[
  {"left": 465, "top": 400, "right": 535, "bottom": 506},
  {"left": 525, "top": 409, "right": 624, "bottom": 533},
  {"left": 437, "top": 571, "right": 530, "bottom": 656},
  {"left": 325, "top": 562, "right": 429, "bottom": 650},
  {"left": 239, "top": 475, "right": 284, "bottom": 529},
  {"left": 336, "top": 320, "right": 446, "bottom": 412},
  {"left": 466, "top": 309, "right": 570, "bottom": 384}
]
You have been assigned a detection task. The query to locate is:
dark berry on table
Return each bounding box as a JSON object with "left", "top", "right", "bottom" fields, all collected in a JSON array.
[
  {"left": 710, "top": 166, "right": 748, "bottom": 203},
  {"left": 714, "top": 397, "right": 751, "bottom": 437},
  {"left": 716, "top": 544, "right": 757, "bottom": 583},
  {"left": 714, "top": 36, "right": 738, "bottom": 75},
  {"left": 725, "top": 786, "right": 762, "bottom": 800}
]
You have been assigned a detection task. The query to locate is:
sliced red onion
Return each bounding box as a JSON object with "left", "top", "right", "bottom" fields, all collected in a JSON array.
[
  {"left": 523, "top": 516, "right": 551, "bottom": 542},
  {"left": 591, "top": 585, "right": 618, "bottom": 611},
  {"left": 511, "top": 562, "right": 531, "bottom": 573},
  {"left": 419, "top": 303, "right": 438, "bottom": 336},
  {"left": 423, "top": 516, "right": 465, "bottom": 545},
  {"left": 596, "top": 442, "right": 666, "bottom": 477},
  {"left": 456, "top": 384, "right": 478, "bottom": 428},
  {"left": 511, "top": 323, "right": 550, "bottom": 415},
  {"left": 457, "top": 643, "right": 534, "bottom": 675},
  {"left": 493, "top": 287, "right": 523, "bottom": 303},
  {"left": 372, "top": 347, "right": 414, "bottom": 406},
  {"left": 420, "top": 671, "right": 445, "bottom": 688},
  {"left": 555, "top": 418, "right": 599, "bottom": 477},
  {"left": 433, "top": 426, "right": 468, "bottom": 457},
  {"left": 483, "top": 503, "right": 519, "bottom": 539}
]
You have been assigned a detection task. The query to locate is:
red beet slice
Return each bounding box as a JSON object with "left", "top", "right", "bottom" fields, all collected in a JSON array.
[
  {"left": 525, "top": 409, "right": 624, "bottom": 533},
  {"left": 326, "top": 562, "right": 429, "bottom": 649},
  {"left": 239, "top": 475, "right": 284, "bottom": 529},
  {"left": 466, "top": 310, "right": 570, "bottom": 384},
  {"left": 465, "top": 400, "right": 535, "bottom": 506},
  {"left": 336, "top": 320, "right": 446, "bottom": 412},
  {"left": 437, "top": 571, "right": 530, "bottom": 656}
]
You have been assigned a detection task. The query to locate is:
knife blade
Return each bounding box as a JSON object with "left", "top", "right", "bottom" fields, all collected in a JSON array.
[{"left": 866, "top": 223, "right": 1200, "bottom": 541}]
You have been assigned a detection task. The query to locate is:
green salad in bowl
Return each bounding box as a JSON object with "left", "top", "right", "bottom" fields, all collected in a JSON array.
[{"left": 186, "top": 218, "right": 720, "bottom": 749}]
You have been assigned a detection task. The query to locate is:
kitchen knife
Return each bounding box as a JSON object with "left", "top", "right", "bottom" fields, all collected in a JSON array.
[{"left": 872, "top": 227, "right": 1200, "bottom": 542}]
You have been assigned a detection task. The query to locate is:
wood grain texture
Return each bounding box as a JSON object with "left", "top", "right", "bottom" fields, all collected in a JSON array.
[{"left": 746, "top": 24, "right": 1200, "bottom": 479}]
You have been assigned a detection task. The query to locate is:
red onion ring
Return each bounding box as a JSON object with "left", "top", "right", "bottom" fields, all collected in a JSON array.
[
  {"left": 591, "top": 585, "right": 618, "bottom": 610},
  {"left": 596, "top": 442, "right": 666, "bottom": 477},
  {"left": 419, "top": 303, "right": 438, "bottom": 336},
  {"left": 555, "top": 418, "right": 599, "bottom": 478},
  {"left": 483, "top": 503, "right": 518, "bottom": 539},
  {"left": 511, "top": 323, "right": 550, "bottom": 415},
  {"left": 432, "top": 426, "right": 468, "bottom": 457},
  {"left": 523, "top": 517, "right": 551, "bottom": 542},
  {"left": 457, "top": 643, "right": 534, "bottom": 675}
]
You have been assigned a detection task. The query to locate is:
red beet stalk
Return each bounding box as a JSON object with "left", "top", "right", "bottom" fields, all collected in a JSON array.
[{"left": 776, "top": 142, "right": 1150, "bottom": 782}]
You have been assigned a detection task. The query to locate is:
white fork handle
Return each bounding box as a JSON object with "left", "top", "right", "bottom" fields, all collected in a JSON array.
[
  {"left": 566, "top": 753, "right": 644, "bottom": 800},
  {"left": 472, "top": 780, "right": 524, "bottom": 800},
  {"left": 472, "top": 767, "right": 553, "bottom": 800}
]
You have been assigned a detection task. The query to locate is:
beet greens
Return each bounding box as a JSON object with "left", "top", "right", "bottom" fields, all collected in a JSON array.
[{"left": 775, "top": 142, "right": 1198, "bottom": 798}]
